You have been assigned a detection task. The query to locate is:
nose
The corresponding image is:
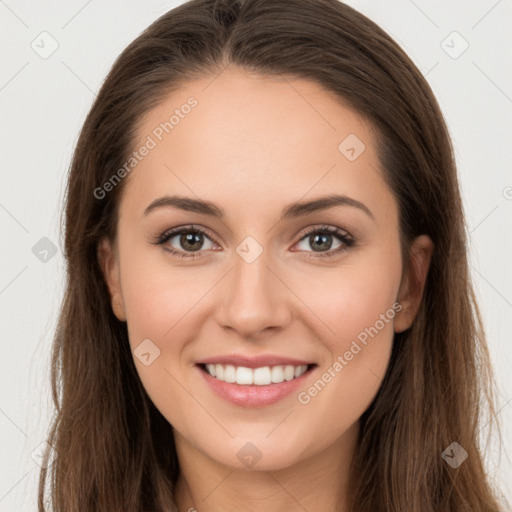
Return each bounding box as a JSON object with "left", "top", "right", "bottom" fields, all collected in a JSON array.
[{"left": 214, "top": 249, "right": 292, "bottom": 339}]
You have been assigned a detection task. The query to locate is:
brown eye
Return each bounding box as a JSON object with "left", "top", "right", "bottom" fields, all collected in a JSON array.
[
  {"left": 307, "top": 232, "right": 335, "bottom": 252},
  {"left": 294, "top": 226, "right": 354, "bottom": 258},
  {"left": 177, "top": 231, "right": 205, "bottom": 252},
  {"left": 154, "top": 225, "right": 217, "bottom": 258}
]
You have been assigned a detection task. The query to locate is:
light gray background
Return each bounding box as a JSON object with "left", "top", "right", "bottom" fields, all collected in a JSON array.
[{"left": 1, "top": 1, "right": 511, "bottom": 510}]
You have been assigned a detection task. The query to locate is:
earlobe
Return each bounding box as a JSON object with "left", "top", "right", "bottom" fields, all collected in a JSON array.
[
  {"left": 97, "top": 237, "right": 127, "bottom": 322},
  {"left": 394, "top": 234, "right": 434, "bottom": 333}
]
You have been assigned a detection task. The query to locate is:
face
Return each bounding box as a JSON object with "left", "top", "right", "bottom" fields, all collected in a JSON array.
[{"left": 99, "top": 67, "right": 432, "bottom": 472}]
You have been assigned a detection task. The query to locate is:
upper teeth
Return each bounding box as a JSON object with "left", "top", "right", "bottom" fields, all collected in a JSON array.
[{"left": 205, "top": 364, "right": 308, "bottom": 385}]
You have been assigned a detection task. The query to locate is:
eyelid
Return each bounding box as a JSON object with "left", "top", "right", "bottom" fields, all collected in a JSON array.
[
  {"left": 155, "top": 224, "right": 221, "bottom": 246},
  {"left": 294, "top": 223, "right": 353, "bottom": 243}
]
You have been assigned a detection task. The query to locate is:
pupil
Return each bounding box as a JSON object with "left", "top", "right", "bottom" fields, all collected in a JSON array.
[{"left": 311, "top": 233, "right": 331, "bottom": 251}]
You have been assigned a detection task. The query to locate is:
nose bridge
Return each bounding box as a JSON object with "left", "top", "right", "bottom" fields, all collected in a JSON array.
[{"left": 215, "top": 239, "right": 291, "bottom": 337}]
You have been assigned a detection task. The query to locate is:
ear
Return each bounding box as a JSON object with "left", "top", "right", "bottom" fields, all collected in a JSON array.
[
  {"left": 394, "top": 234, "right": 434, "bottom": 333},
  {"left": 97, "top": 237, "right": 126, "bottom": 322}
]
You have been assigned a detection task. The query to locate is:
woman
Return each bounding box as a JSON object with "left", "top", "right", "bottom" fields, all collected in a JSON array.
[{"left": 38, "top": 0, "right": 507, "bottom": 510}]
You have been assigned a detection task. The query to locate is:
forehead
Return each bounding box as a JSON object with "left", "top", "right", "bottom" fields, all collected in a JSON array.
[{"left": 120, "top": 67, "right": 396, "bottom": 226}]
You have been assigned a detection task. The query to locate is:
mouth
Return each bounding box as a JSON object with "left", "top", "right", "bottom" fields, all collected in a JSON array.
[{"left": 195, "top": 361, "right": 317, "bottom": 407}]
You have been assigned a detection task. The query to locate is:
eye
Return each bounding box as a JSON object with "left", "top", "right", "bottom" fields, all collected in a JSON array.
[
  {"left": 152, "top": 224, "right": 355, "bottom": 259},
  {"left": 293, "top": 225, "right": 354, "bottom": 258},
  {"left": 152, "top": 225, "right": 218, "bottom": 259}
]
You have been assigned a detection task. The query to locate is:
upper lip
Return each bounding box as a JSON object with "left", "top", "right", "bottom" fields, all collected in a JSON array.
[{"left": 196, "top": 354, "right": 315, "bottom": 369}]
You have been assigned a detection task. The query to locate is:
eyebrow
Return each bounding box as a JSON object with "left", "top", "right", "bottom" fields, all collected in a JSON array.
[{"left": 143, "top": 194, "right": 374, "bottom": 221}]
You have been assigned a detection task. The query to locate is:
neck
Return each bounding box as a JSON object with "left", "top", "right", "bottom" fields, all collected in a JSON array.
[{"left": 173, "top": 421, "right": 359, "bottom": 512}]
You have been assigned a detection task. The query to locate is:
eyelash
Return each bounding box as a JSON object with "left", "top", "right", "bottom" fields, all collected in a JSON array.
[{"left": 152, "top": 224, "right": 355, "bottom": 260}]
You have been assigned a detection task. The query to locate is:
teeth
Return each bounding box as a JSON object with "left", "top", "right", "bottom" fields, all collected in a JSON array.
[
  {"left": 224, "top": 364, "right": 236, "bottom": 383},
  {"left": 204, "top": 364, "right": 308, "bottom": 385},
  {"left": 271, "top": 365, "right": 285, "bottom": 383},
  {"left": 254, "top": 366, "right": 271, "bottom": 385}
]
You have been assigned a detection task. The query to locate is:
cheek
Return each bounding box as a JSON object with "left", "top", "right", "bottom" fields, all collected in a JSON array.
[
  {"left": 118, "top": 241, "right": 204, "bottom": 346},
  {"left": 339, "top": 277, "right": 398, "bottom": 348},
  {"left": 289, "top": 253, "right": 401, "bottom": 427},
  {"left": 291, "top": 255, "right": 402, "bottom": 351},
  {"left": 116, "top": 246, "right": 209, "bottom": 423}
]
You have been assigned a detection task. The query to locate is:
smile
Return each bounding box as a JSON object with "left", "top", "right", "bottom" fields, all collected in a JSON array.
[
  {"left": 196, "top": 361, "right": 317, "bottom": 407},
  {"left": 203, "top": 363, "right": 309, "bottom": 385}
]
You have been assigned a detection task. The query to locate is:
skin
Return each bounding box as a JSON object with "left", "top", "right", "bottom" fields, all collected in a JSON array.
[{"left": 99, "top": 66, "right": 433, "bottom": 512}]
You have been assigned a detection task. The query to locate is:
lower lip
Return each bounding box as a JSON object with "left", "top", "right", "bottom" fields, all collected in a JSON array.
[{"left": 197, "top": 365, "right": 315, "bottom": 407}]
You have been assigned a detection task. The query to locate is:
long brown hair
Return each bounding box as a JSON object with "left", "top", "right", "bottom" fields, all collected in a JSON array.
[{"left": 38, "top": 0, "right": 506, "bottom": 510}]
